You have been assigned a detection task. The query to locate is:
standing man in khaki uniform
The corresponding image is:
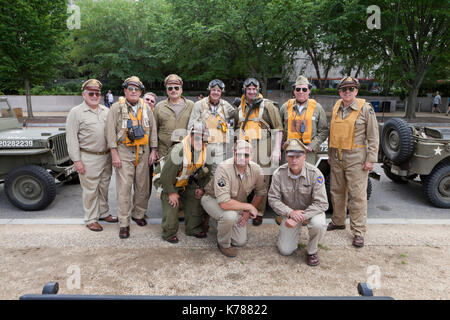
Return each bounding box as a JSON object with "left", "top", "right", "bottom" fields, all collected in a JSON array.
[
  {"left": 235, "top": 78, "right": 283, "bottom": 226},
  {"left": 201, "top": 140, "right": 266, "bottom": 257},
  {"left": 105, "top": 76, "right": 158, "bottom": 239},
  {"left": 188, "top": 79, "right": 235, "bottom": 174},
  {"left": 279, "top": 75, "right": 328, "bottom": 164},
  {"left": 153, "top": 74, "right": 195, "bottom": 158},
  {"left": 327, "top": 76, "right": 379, "bottom": 248},
  {"left": 159, "top": 121, "right": 212, "bottom": 243},
  {"left": 268, "top": 139, "right": 328, "bottom": 266},
  {"left": 66, "top": 79, "right": 118, "bottom": 231}
]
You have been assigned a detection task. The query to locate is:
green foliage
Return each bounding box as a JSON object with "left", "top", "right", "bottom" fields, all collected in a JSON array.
[{"left": 0, "top": 0, "right": 68, "bottom": 87}]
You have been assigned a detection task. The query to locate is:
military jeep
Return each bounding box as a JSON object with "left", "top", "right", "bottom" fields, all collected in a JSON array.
[
  {"left": 0, "top": 98, "right": 76, "bottom": 210},
  {"left": 379, "top": 118, "right": 450, "bottom": 208}
]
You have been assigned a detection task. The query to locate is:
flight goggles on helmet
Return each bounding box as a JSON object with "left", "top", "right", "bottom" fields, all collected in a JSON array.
[{"left": 208, "top": 79, "right": 225, "bottom": 91}]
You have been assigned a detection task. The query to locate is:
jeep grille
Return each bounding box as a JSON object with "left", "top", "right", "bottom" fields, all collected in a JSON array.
[{"left": 49, "top": 133, "right": 70, "bottom": 164}]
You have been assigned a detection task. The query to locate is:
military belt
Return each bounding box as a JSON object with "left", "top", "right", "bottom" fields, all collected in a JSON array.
[{"left": 80, "top": 148, "right": 110, "bottom": 155}]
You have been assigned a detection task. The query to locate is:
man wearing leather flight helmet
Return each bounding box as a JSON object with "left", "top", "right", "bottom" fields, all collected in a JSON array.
[{"left": 105, "top": 76, "right": 158, "bottom": 239}]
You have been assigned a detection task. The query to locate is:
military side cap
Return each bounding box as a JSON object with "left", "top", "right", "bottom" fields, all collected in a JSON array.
[
  {"left": 164, "top": 74, "right": 183, "bottom": 86},
  {"left": 338, "top": 76, "right": 360, "bottom": 89},
  {"left": 283, "top": 138, "right": 306, "bottom": 156},
  {"left": 292, "top": 75, "right": 312, "bottom": 88},
  {"left": 234, "top": 139, "right": 252, "bottom": 153},
  {"left": 190, "top": 120, "right": 210, "bottom": 142},
  {"left": 123, "top": 76, "right": 145, "bottom": 90},
  {"left": 81, "top": 79, "right": 102, "bottom": 92}
]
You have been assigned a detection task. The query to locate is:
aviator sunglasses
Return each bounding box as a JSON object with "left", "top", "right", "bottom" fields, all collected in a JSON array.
[
  {"left": 340, "top": 87, "right": 356, "bottom": 92},
  {"left": 87, "top": 92, "right": 100, "bottom": 97},
  {"left": 295, "top": 87, "right": 308, "bottom": 93},
  {"left": 167, "top": 86, "right": 180, "bottom": 91}
]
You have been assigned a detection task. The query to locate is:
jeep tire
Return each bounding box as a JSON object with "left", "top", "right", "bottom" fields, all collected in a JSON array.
[
  {"left": 381, "top": 118, "right": 414, "bottom": 164},
  {"left": 424, "top": 162, "right": 450, "bottom": 208},
  {"left": 5, "top": 165, "right": 56, "bottom": 211}
]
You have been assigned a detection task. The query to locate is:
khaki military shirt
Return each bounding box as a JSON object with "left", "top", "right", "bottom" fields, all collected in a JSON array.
[
  {"left": 66, "top": 102, "right": 109, "bottom": 162},
  {"left": 205, "top": 157, "right": 266, "bottom": 204},
  {"left": 268, "top": 162, "right": 328, "bottom": 220},
  {"left": 279, "top": 99, "right": 328, "bottom": 151},
  {"left": 234, "top": 99, "right": 283, "bottom": 132},
  {"left": 188, "top": 97, "right": 235, "bottom": 130},
  {"left": 154, "top": 97, "right": 194, "bottom": 157},
  {"left": 105, "top": 98, "right": 158, "bottom": 153},
  {"left": 329, "top": 99, "right": 379, "bottom": 164}
]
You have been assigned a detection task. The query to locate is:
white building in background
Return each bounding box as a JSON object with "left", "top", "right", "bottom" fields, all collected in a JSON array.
[{"left": 287, "top": 51, "right": 375, "bottom": 88}]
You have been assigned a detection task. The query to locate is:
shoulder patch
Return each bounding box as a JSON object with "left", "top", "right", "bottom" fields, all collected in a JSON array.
[
  {"left": 317, "top": 176, "right": 324, "bottom": 184},
  {"left": 369, "top": 107, "right": 375, "bottom": 115},
  {"left": 217, "top": 178, "right": 226, "bottom": 187}
]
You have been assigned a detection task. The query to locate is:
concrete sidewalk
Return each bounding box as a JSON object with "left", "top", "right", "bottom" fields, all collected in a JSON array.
[{"left": 1, "top": 223, "right": 449, "bottom": 299}]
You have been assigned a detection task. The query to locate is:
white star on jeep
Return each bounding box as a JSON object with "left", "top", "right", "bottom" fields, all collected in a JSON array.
[{"left": 434, "top": 146, "right": 442, "bottom": 155}]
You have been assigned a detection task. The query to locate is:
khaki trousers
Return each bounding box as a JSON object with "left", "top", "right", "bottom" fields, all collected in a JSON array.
[
  {"left": 79, "top": 151, "right": 112, "bottom": 225},
  {"left": 277, "top": 213, "right": 326, "bottom": 255},
  {"left": 330, "top": 160, "right": 369, "bottom": 237},
  {"left": 115, "top": 146, "right": 150, "bottom": 228},
  {"left": 201, "top": 195, "right": 247, "bottom": 248}
]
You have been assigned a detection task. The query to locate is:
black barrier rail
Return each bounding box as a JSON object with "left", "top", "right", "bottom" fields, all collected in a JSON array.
[{"left": 18, "top": 282, "right": 394, "bottom": 301}]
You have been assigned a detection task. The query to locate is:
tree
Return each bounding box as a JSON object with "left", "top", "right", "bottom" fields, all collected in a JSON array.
[
  {"left": 367, "top": 0, "right": 449, "bottom": 119},
  {"left": 0, "top": 0, "right": 68, "bottom": 117},
  {"left": 161, "top": 0, "right": 296, "bottom": 96}
]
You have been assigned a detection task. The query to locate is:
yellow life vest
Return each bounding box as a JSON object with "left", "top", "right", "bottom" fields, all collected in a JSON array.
[
  {"left": 286, "top": 98, "right": 317, "bottom": 143},
  {"left": 201, "top": 98, "right": 227, "bottom": 144},
  {"left": 117, "top": 97, "right": 149, "bottom": 166},
  {"left": 175, "top": 135, "right": 207, "bottom": 189},
  {"left": 329, "top": 98, "right": 367, "bottom": 158},
  {"left": 238, "top": 94, "right": 266, "bottom": 142}
]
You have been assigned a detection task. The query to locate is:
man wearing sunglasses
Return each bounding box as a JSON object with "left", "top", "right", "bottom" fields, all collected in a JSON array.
[
  {"left": 153, "top": 74, "right": 195, "bottom": 159},
  {"left": 279, "top": 75, "right": 328, "bottom": 164},
  {"left": 201, "top": 140, "right": 266, "bottom": 257},
  {"left": 105, "top": 76, "right": 158, "bottom": 239},
  {"left": 268, "top": 138, "right": 328, "bottom": 266},
  {"left": 235, "top": 77, "right": 283, "bottom": 226},
  {"left": 327, "top": 76, "right": 379, "bottom": 248},
  {"left": 66, "top": 79, "right": 118, "bottom": 232},
  {"left": 188, "top": 79, "right": 235, "bottom": 174}
]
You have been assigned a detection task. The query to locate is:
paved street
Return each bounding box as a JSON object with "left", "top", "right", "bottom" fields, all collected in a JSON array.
[{"left": 1, "top": 163, "right": 448, "bottom": 222}]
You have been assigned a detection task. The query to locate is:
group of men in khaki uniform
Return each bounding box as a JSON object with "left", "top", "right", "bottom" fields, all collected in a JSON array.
[{"left": 66, "top": 73, "right": 378, "bottom": 266}]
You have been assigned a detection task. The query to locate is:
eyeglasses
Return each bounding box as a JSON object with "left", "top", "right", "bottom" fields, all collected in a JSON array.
[
  {"left": 295, "top": 87, "right": 308, "bottom": 93},
  {"left": 340, "top": 87, "right": 356, "bottom": 92},
  {"left": 145, "top": 98, "right": 155, "bottom": 103},
  {"left": 236, "top": 153, "right": 250, "bottom": 158},
  {"left": 87, "top": 92, "right": 100, "bottom": 97},
  {"left": 167, "top": 86, "right": 180, "bottom": 91},
  {"left": 127, "top": 87, "right": 141, "bottom": 92}
]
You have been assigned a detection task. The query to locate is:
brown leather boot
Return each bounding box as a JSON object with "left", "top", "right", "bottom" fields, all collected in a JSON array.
[
  {"left": 217, "top": 244, "right": 237, "bottom": 258},
  {"left": 119, "top": 226, "right": 130, "bottom": 239}
]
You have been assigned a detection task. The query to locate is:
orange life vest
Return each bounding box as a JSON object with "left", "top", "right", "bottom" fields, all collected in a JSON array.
[
  {"left": 329, "top": 98, "right": 367, "bottom": 158},
  {"left": 175, "top": 135, "right": 207, "bottom": 189},
  {"left": 286, "top": 99, "right": 317, "bottom": 143}
]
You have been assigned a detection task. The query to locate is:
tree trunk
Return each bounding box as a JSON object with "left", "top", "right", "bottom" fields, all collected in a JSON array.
[
  {"left": 24, "top": 77, "right": 33, "bottom": 118},
  {"left": 405, "top": 85, "right": 419, "bottom": 120},
  {"left": 261, "top": 76, "right": 268, "bottom": 97}
]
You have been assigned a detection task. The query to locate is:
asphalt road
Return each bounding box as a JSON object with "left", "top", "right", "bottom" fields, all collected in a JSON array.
[{"left": 0, "top": 164, "right": 448, "bottom": 221}]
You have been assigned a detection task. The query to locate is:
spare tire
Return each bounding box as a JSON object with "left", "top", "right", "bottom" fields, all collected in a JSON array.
[{"left": 381, "top": 118, "right": 414, "bottom": 164}]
